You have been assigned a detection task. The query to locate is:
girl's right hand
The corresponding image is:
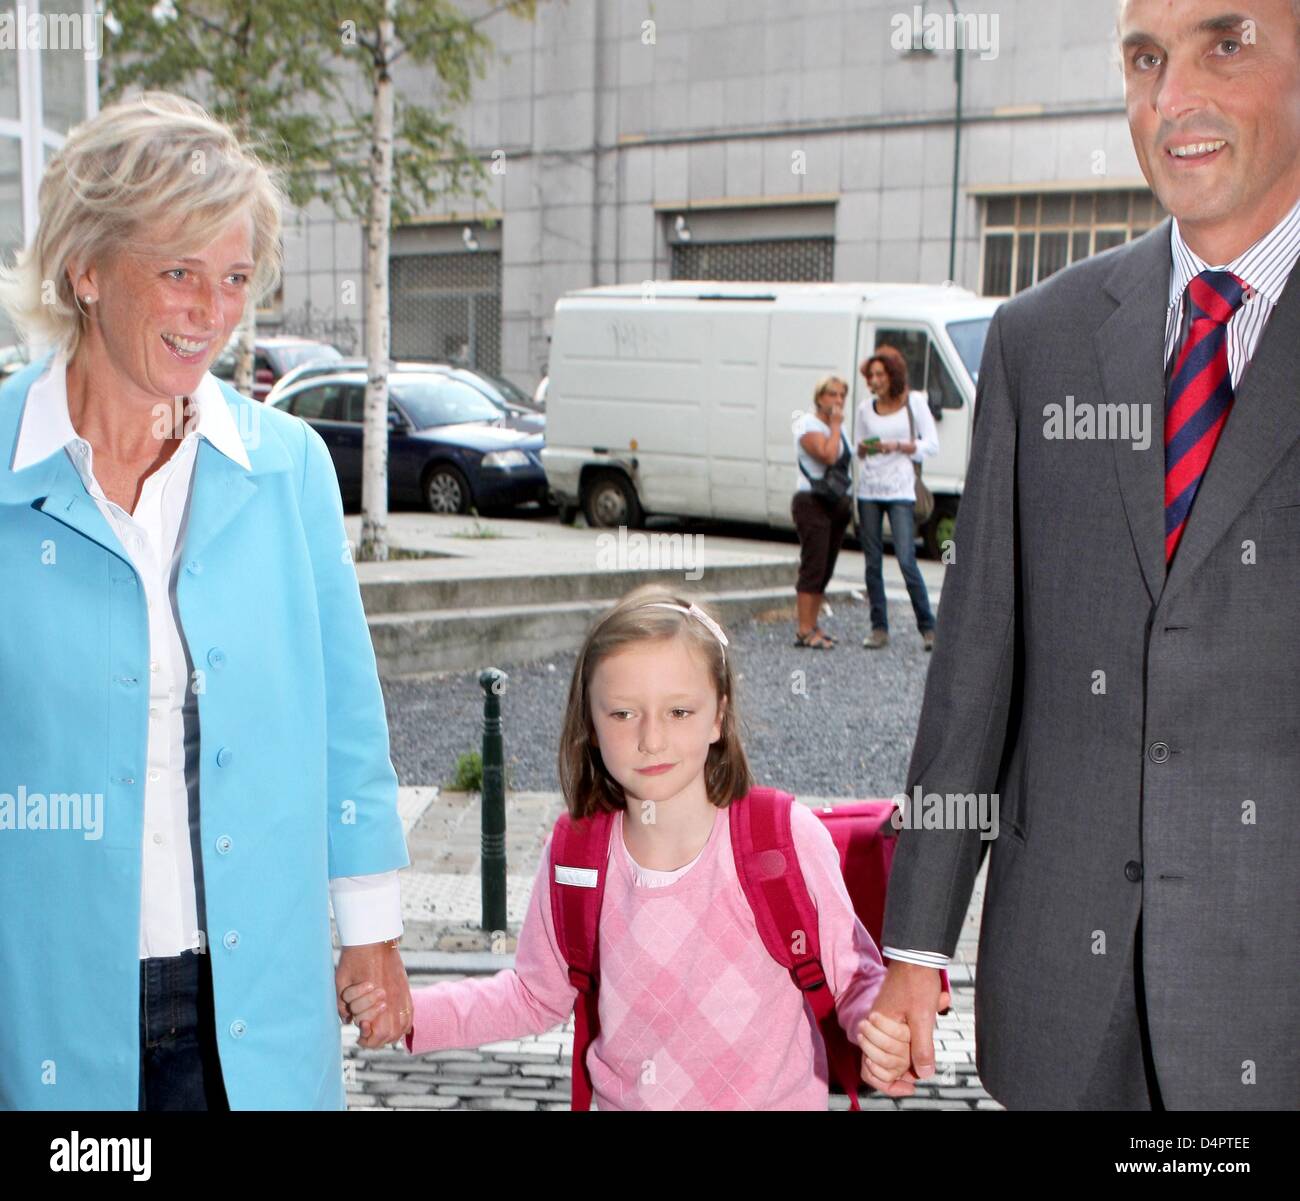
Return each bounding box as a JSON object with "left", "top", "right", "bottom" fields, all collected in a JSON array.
[{"left": 342, "top": 980, "right": 387, "bottom": 1040}]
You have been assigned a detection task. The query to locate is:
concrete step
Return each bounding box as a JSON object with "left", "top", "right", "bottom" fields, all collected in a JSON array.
[
  {"left": 359, "top": 557, "right": 802, "bottom": 616},
  {"left": 369, "top": 580, "right": 870, "bottom": 678}
]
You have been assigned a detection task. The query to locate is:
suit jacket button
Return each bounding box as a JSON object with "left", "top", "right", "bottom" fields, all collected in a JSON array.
[
  {"left": 1147, "top": 741, "right": 1170, "bottom": 764},
  {"left": 1125, "top": 861, "right": 1143, "bottom": 882}
]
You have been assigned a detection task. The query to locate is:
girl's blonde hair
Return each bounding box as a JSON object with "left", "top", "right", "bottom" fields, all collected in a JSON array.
[
  {"left": 557, "top": 584, "right": 754, "bottom": 820},
  {"left": 0, "top": 91, "right": 285, "bottom": 359}
]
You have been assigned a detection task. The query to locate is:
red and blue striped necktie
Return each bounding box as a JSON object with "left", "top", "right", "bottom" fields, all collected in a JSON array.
[{"left": 1164, "top": 269, "right": 1248, "bottom": 562}]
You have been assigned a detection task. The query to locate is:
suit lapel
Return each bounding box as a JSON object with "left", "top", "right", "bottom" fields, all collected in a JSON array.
[
  {"left": 37, "top": 474, "right": 133, "bottom": 564},
  {"left": 179, "top": 438, "right": 258, "bottom": 567},
  {"left": 1162, "top": 269, "right": 1300, "bottom": 600},
  {"left": 0, "top": 367, "right": 132, "bottom": 563},
  {"left": 1096, "top": 222, "right": 1174, "bottom": 605}
]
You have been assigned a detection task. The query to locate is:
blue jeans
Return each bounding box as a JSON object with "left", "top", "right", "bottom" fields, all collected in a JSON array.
[
  {"left": 856, "top": 499, "right": 935, "bottom": 634},
  {"left": 138, "top": 949, "right": 229, "bottom": 1111}
]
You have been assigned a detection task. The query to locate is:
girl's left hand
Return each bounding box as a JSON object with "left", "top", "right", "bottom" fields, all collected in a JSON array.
[{"left": 856, "top": 1011, "right": 912, "bottom": 1087}]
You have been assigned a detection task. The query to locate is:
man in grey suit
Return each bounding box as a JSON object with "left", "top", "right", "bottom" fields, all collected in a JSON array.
[{"left": 863, "top": 0, "right": 1300, "bottom": 1109}]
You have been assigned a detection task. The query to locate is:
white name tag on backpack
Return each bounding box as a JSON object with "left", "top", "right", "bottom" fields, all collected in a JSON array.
[{"left": 555, "top": 865, "right": 599, "bottom": 888}]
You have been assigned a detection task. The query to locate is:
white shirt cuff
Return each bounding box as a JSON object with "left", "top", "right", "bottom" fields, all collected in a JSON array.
[
  {"left": 330, "top": 870, "right": 403, "bottom": 946},
  {"left": 882, "top": 946, "right": 951, "bottom": 968}
]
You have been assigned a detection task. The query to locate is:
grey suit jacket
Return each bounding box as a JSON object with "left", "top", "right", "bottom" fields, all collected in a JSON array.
[{"left": 881, "top": 218, "right": 1299, "bottom": 1109}]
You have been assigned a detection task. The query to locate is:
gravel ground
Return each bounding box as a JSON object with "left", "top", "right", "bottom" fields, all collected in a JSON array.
[{"left": 382, "top": 598, "right": 933, "bottom": 799}]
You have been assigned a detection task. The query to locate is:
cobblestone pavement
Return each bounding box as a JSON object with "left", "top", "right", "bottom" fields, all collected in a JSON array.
[
  {"left": 343, "top": 967, "right": 996, "bottom": 1111},
  {"left": 341, "top": 785, "right": 997, "bottom": 1111}
]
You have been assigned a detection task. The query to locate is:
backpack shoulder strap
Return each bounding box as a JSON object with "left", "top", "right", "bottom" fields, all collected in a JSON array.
[
  {"left": 548, "top": 807, "right": 616, "bottom": 1111},
  {"left": 730, "top": 787, "right": 863, "bottom": 1109}
]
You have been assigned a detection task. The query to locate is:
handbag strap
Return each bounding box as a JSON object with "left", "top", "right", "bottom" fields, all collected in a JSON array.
[
  {"left": 796, "top": 419, "right": 850, "bottom": 484},
  {"left": 904, "top": 396, "right": 923, "bottom": 480}
]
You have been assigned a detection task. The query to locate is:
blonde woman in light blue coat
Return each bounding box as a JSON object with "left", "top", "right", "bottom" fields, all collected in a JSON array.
[{"left": 0, "top": 93, "right": 409, "bottom": 1110}]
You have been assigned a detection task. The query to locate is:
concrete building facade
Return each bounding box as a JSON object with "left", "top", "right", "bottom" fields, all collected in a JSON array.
[{"left": 270, "top": 0, "right": 1159, "bottom": 395}]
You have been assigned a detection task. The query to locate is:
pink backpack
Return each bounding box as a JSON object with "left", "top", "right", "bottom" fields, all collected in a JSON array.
[{"left": 548, "top": 785, "right": 951, "bottom": 1110}]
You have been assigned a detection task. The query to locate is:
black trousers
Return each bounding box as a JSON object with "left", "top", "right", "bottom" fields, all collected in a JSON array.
[
  {"left": 138, "top": 949, "right": 230, "bottom": 1111},
  {"left": 791, "top": 490, "right": 852, "bottom": 594},
  {"left": 1078, "top": 913, "right": 1166, "bottom": 1109}
]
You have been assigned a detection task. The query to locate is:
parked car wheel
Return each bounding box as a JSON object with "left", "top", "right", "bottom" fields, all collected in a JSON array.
[
  {"left": 423, "top": 463, "right": 473, "bottom": 514},
  {"left": 582, "top": 470, "right": 643, "bottom": 529},
  {"left": 922, "top": 496, "right": 959, "bottom": 560}
]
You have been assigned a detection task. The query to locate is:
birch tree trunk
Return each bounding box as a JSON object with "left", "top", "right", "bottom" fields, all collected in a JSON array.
[
  {"left": 232, "top": 101, "right": 257, "bottom": 398},
  {"left": 358, "top": 0, "right": 396, "bottom": 563},
  {"left": 232, "top": 301, "right": 256, "bottom": 397}
]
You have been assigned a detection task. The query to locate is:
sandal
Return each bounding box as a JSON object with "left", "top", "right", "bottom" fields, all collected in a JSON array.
[
  {"left": 813, "top": 625, "right": 837, "bottom": 645},
  {"left": 794, "top": 629, "right": 835, "bottom": 649}
]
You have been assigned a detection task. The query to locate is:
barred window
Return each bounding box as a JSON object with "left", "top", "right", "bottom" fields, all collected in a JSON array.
[
  {"left": 389, "top": 249, "right": 502, "bottom": 374},
  {"left": 671, "top": 238, "right": 834, "bottom": 282},
  {"left": 980, "top": 191, "right": 1167, "bottom": 296}
]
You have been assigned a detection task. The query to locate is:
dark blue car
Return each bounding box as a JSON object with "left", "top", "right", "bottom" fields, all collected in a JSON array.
[{"left": 270, "top": 370, "right": 548, "bottom": 514}]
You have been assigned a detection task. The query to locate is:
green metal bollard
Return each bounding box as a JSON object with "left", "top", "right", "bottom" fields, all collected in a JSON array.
[{"left": 478, "top": 668, "right": 508, "bottom": 934}]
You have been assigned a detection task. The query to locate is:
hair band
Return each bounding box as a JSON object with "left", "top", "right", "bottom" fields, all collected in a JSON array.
[{"left": 643, "top": 601, "right": 730, "bottom": 654}]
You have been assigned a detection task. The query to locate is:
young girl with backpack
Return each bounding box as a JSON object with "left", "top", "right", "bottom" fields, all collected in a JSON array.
[{"left": 342, "top": 583, "right": 912, "bottom": 1110}]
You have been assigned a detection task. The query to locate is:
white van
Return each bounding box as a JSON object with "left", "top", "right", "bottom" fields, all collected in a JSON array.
[{"left": 540, "top": 281, "right": 1001, "bottom": 556}]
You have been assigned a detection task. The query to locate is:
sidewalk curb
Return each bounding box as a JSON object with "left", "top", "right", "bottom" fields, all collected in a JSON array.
[{"left": 336, "top": 949, "right": 516, "bottom": 974}]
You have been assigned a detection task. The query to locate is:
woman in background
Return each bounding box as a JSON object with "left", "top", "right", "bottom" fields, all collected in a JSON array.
[
  {"left": 791, "top": 375, "right": 853, "bottom": 649},
  {"left": 854, "top": 346, "right": 938, "bottom": 651}
]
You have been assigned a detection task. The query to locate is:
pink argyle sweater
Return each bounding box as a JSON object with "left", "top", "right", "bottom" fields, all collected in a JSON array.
[{"left": 405, "top": 796, "right": 887, "bottom": 1110}]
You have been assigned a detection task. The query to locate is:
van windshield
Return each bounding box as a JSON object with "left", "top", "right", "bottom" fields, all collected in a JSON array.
[{"left": 946, "top": 318, "right": 991, "bottom": 383}]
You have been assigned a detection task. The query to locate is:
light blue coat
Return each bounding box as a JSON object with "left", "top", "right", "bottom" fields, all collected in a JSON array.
[{"left": 0, "top": 355, "right": 409, "bottom": 1110}]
